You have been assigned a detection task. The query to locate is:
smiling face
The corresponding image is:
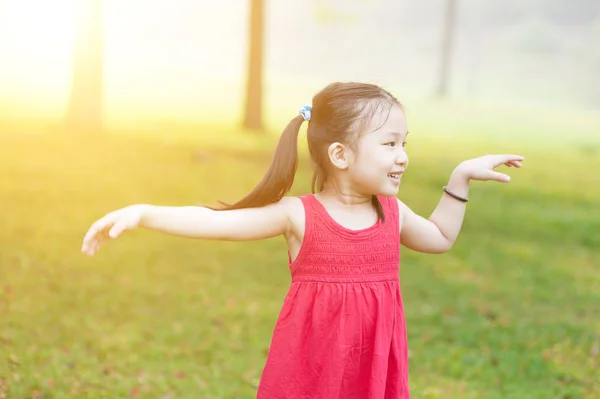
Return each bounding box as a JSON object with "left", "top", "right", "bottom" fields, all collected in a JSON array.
[
  {"left": 307, "top": 83, "right": 408, "bottom": 198},
  {"left": 345, "top": 104, "right": 409, "bottom": 196}
]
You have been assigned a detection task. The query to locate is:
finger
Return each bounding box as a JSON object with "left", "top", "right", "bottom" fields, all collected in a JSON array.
[
  {"left": 492, "top": 172, "right": 510, "bottom": 183},
  {"left": 109, "top": 222, "right": 127, "bottom": 238},
  {"left": 83, "top": 230, "right": 103, "bottom": 255},
  {"left": 488, "top": 171, "right": 511, "bottom": 182},
  {"left": 92, "top": 239, "right": 104, "bottom": 255},
  {"left": 82, "top": 223, "right": 101, "bottom": 247},
  {"left": 83, "top": 238, "right": 99, "bottom": 256},
  {"left": 86, "top": 244, "right": 97, "bottom": 257},
  {"left": 82, "top": 224, "right": 103, "bottom": 253},
  {"left": 90, "top": 233, "right": 108, "bottom": 255},
  {"left": 83, "top": 217, "right": 112, "bottom": 244},
  {"left": 82, "top": 211, "right": 119, "bottom": 249},
  {"left": 82, "top": 239, "right": 96, "bottom": 255},
  {"left": 492, "top": 154, "right": 524, "bottom": 167}
]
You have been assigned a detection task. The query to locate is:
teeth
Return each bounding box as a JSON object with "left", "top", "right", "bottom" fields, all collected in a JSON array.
[{"left": 389, "top": 174, "right": 399, "bottom": 178}]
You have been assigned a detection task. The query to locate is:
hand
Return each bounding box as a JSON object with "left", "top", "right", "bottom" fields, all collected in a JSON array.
[
  {"left": 454, "top": 154, "right": 524, "bottom": 183},
  {"left": 81, "top": 204, "right": 146, "bottom": 256}
]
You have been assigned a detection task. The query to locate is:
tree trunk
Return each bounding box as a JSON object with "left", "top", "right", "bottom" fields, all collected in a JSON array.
[
  {"left": 243, "top": 0, "right": 264, "bottom": 131},
  {"left": 65, "top": 0, "right": 103, "bottom": 134},
  {"left": 436, "top": 0, "right": 457, "bottom": 98}
]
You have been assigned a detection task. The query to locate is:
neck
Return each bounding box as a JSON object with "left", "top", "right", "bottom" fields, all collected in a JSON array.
[{"left": 319, "top": 181, "right": 372, "bottom": 206}]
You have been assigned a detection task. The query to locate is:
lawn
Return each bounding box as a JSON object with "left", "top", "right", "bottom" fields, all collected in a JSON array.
[{"left": 0, "top": 110, "right": 599, "bottom": 398}]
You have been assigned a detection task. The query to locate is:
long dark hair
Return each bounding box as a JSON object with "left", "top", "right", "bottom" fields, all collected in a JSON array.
[{"left": 213, "top": 82, "right": 402, "bottom": 221}]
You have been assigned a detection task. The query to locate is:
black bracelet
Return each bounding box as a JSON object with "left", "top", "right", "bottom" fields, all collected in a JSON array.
[{"left": 443, "top": 186, "right": 469, "bottom": 203}]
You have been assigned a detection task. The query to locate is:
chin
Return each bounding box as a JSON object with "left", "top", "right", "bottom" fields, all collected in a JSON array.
[{"left": 377, "top": 186, "right": 401, "bottom": 197}]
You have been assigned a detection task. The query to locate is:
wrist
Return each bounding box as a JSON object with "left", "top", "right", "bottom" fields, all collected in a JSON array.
[
  {"left": 452, "top": 162, "right": 471, "bottom": 181},
  {"left": 446, "top": 167, "right": 470, "bottom": 197},
  {"left": 135, "top": 204, "right": 152, "bottom": 227}
]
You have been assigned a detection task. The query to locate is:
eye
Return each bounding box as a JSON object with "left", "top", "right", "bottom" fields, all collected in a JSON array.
[
  {"left": 402, "top": 141, "right": 407, "bottom": 147},
  {"left": 384, "top": 141, "right": 396, "bottom": 147}
]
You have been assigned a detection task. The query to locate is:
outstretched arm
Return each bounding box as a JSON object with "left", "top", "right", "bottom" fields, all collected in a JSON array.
[
  {"left": 398, "top": 154, "right": 524, "bottom": 254},
  {"left": 398, "top": 171, "right": 469, "bottom": 254},
  {"left": 81, "top": 198, "right": 295, "bottom": 256},
  {"left": 139, "top": 201, "right": 291, "bottom": 241}
]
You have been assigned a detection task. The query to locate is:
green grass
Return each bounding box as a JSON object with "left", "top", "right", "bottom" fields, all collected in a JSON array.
[{"left": 0, "top": 116, "right": 599, "bottom": 399}]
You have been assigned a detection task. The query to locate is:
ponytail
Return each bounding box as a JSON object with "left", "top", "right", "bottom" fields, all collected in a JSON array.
[{"left": 213, "top": 115, "right": 304, "bottom": 210}]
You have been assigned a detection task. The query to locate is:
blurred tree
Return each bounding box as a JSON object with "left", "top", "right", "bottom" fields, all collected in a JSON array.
[
  {"left": 243, "top": 0, "right": 264, "bottom": 131},
  {"left": 437, "top": 0, "right": 457, "bottom": 97},
  {"left": 65, "top": 0, "right": 103, "bottom": 134}
]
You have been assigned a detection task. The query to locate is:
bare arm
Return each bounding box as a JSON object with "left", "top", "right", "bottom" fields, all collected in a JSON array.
[
  {"left": 398, "top": 171, "right": 469, "bottom": 254},
  {"left": 398, "top": 154, "right": 524, "bottom": 254},
  {"left": 139, "top": 200, "right": 291, "bottom": 241},
  {"left": 81, "top": 198, "right": 295, "bottom": 256}
]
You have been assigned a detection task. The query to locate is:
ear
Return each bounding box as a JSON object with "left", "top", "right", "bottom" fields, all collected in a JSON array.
[{"left": 327, "top": 142, "right": 353, "bottom": 170}]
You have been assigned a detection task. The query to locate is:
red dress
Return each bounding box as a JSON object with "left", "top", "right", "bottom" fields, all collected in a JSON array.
[{"left": 257, "top": 194, "right": 411, "bottom": 399}]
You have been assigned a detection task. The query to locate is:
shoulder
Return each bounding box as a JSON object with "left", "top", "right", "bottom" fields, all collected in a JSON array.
[
  {"left": 396, "top": 197, "right": 409, "bottom": 229},
  {"left": 278, "top": 196, "right": 307, "bottom": 222},
  {"left": 376, "top": 195, "right": 402, "bottom": 215},
  {"left": 278, "top": 196, "right": 305, "bottom": 213},
  {"left": 374, "top": 196, "right": 403, "bottom": 230},
  {"left": 278, "top": 196, "right": 307, "bottom": 240},
  {"left": 395, "top": 197, "right": 408, "bottom": 212},
  {"left": 396, "top": 197, "right": 422, "bottom": 231}
]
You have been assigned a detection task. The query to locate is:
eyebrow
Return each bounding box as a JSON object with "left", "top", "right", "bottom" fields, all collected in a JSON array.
[{"left": 386, "top": 131, "right": 409, "bottom": 138}]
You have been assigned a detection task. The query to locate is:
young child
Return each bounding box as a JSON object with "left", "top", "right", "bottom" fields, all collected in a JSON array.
[{"left": 81, "top": 82, "right": 523, "bottom": 398}]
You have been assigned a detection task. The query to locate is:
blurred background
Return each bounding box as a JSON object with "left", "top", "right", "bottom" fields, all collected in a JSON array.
[
  {"left": 0, "top": 1, "right": 599, "bottom": 398},
  {"left": 1, "top": 0, "right": 599, "bottom": 133}
]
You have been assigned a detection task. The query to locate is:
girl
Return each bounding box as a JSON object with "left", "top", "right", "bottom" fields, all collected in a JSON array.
[{"left": 81, "top": 82, "right": 524, "bottom": 398}]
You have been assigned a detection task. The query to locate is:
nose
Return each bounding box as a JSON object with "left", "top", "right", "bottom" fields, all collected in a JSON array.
[{"left": 395, "top": 148, "right": 408, "bottom": 166}]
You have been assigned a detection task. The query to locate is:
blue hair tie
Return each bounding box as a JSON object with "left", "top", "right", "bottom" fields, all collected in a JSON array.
[{"left": 299, "top": 105, "right": 312, "bottom": 121}]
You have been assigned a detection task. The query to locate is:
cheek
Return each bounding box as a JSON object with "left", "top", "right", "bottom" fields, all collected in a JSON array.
[
  {"left": 379, "top": 147, "right": 399, "bottom": 164},
  {"left": 352, "top": 154, "right": 386, "bottom": 179},
  {"left": 357, "top": 148, "right": 391, "bottom": 166}
]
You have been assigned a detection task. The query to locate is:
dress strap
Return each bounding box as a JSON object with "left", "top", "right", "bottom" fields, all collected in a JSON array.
[
  {"left": 377, "top": 195, "right": 400, "bottom": 233},
  {"left": 287, "top": 195, "right": 315, "bottom": 271}
]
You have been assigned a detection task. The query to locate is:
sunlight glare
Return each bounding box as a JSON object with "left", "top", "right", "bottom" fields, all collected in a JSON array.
[
  {"left": 0, "top": 0, "right": 247, "bottom": 125},
  {"left": 0, "top": 0, "right": 76, "bottom": 117}
]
